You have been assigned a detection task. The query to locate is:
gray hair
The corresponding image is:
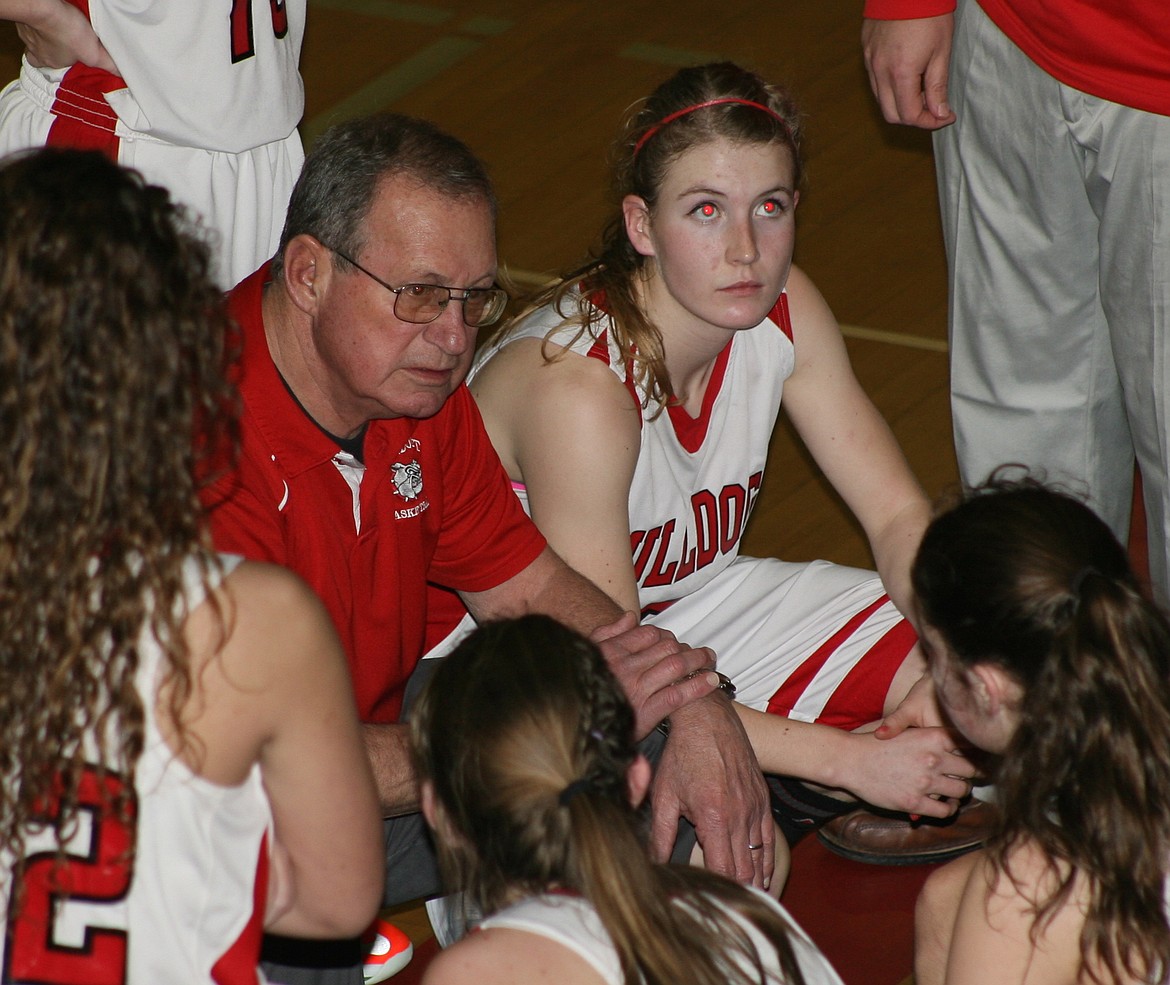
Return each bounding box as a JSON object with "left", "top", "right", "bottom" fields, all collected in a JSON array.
[{"left": 272, "top": 112, "right": 496, "bottom": 277}]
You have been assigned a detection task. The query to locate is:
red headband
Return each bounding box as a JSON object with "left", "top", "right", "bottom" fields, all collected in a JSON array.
[{"left": 632, "top": 97, "right": 790, "bottom": 159}]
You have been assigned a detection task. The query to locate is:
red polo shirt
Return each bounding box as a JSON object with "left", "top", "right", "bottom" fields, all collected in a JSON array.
[{"left": 206, "top": 265, "right": 546, "bottom": 722}]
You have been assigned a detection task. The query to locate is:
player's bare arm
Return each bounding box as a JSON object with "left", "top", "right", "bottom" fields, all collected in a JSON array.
[
  {"left": 781, "top": 264, "right": 931, "bottom": 618},
  {"left": 471, "top": 335, "right": 644, "bottom": 612},
  {"left": 175, "top": 561, "right": 383, "bottom": 939}
]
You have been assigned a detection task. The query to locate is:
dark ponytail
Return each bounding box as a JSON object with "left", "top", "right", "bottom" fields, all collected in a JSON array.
[{"left": 913, "top": 475, "right": 1170, "bottom": 982}]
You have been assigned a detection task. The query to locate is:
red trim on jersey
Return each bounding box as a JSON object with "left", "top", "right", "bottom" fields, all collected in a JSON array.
[
  {"left": 585, "top": 334, "right": 609, "bottom": 363},
  {"left": 667, "top": 340, "right": 732, "bottom": 454},
  {"left": 765, "top": 594, "right": 892, "bottom": 720},
  {"left": 582, "top": 326, "right": 644, "bottom": 431},
  {"left": 211, "top": 831, "right": 269, "bottom": 985},
  {"left": 811, "top": 617, "right": 917, "bottom": 730},
  {"left": 769, "top": 292, "right": 794, "bottom": 342}
]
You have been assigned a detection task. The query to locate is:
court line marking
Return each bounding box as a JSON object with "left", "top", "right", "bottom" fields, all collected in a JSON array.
[{"left": 503, "top": 267, "right": 948, "bottom": 353}]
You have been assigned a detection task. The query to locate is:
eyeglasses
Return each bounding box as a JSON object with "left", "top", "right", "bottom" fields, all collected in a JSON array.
[{"left": 328, "top": 247, "right": 508, "bottom": 328}]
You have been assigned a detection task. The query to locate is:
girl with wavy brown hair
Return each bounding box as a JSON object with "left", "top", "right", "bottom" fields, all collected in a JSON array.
[
  {"left": 0, "top": 148, "right": 382, "bottom": 984},
  {"left": 912, "top": 477, "right": 1170, "bottom": 984},
  {"left": 426, "top": 60, "right": 976, "bottom": 861},
  {"left": 412, "top": 614, "right": 844, "bottom": 985}
]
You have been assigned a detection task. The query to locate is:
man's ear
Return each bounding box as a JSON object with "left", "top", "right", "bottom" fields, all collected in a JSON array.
[
  {"left": 622, "top": 195, "right": 655, "bottom": 258},
  {"left": 626, "top": 754, "right": 652, "bottom": 809},
  {"left": 281, "top": 234, "right": 329, "bottom": 316}
]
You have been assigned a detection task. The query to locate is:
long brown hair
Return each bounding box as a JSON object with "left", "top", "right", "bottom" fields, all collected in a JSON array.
[
  {"left": 0, "top": 150, "right": 238, "bottom": 877},
  {"left": 496, "top": 61, "right": 802, "bottom": 413},
  {"left": 912, "top": 475, "right": 1170, "bottom": 983},
  {"left": 411, "top": 615, "right": 810, "bottom": 985}
]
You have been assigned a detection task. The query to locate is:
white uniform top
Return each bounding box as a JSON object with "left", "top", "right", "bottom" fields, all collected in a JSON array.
[
  {"left": 426, "top": 295, "right": 910, "bottom": 730},
  {"left": 476, "top": 890, "right": 844, "bottom": 985},
  {"left": 0, "top": 1, "right": 306, "bottom": 287},
  {"left": 489, "top": 292, "right": 794, "bottom": 612},
  {"left": 0, "top": 554, "right": 274, "bottom": 985},
  {"left": 88, "top": 0, "right": 304, "bottom": 152}
]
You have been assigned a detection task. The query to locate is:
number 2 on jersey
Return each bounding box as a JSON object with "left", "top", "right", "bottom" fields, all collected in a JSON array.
[{"left": 3, "top": 769, "right": 136, "bottom": 985}]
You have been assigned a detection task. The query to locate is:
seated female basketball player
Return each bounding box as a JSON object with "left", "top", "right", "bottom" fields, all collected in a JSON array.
[
  {"left": 426, "top": 61, "right": 975, "bottom": 851},
  {"left": 0, "top": 148, "right": 383, "bottom": 984},
  {"left": 413, "top": 614, "right": 845, "bottom": 985}
]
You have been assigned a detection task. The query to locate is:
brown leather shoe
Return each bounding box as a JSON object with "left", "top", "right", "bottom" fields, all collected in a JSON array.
[{"left": 817, "top": 799, "right": 998, "bottom": 866}]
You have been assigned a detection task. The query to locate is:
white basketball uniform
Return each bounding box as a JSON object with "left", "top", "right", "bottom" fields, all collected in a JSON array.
[
  {"left": 428, "top": 293, "right": 915, "bottom": 731},
  {"left": 0, "top": 554, "right": 274, "bottom": 985},
  {"left": 0, "top": 0, "right": 306, "bottom": 288},
  {"left": 476, "top": 890, "right": 844, "bottom": 985}
]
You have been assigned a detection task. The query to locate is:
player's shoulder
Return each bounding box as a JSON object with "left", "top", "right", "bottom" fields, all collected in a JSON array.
[{"left": 475, "top": 332, "right": 635, "bottom": 428}]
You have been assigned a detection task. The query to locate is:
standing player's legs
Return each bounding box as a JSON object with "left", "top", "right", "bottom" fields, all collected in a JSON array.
[
  {"left": 936, "top": 0, "right": 1133, "bottom": 542},
  {"left": 1084, "top": 98, "right": 1170, "bottom": 602}
]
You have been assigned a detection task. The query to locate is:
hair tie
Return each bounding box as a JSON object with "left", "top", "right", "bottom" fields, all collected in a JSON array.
[
  {"left": 1070, "top": 566, "right": 1099, "bottom": 596},
  {"left": 558, "top": 778, "right": 592, "bottom": 807},
  {"left": 588, "top": 728, "right": 604, "bottom": 743},
  {"left": 633, "top": 97, "right": 790, "bottom": 159}
]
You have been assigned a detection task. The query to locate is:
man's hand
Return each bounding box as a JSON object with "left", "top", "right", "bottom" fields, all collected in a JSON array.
[
  {"left": 649, "top": 695, "right": 774, "bottom": 891},
  {"left": 13, "top": 0, "right": 118, "bottom": 72},
  {"left": 838, "top": 727, "right": 975, "bottom": 818},
  {"left": 862, "top": 14, "right": 956, "bottom": 129},
  {"left": 591, "top": 612, "right": 717, "bottom": 739}
]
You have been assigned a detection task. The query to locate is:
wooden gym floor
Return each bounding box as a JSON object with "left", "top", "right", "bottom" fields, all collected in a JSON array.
[{"left": 0, "top": 2, "right": 955, "bottom": 982}]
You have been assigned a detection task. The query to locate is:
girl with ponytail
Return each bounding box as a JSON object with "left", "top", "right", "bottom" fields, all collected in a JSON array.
[
  {"left": 411, "top": 614, "right": 843, "bottom": 985},
  {"left": 911, "top": 475, "right": 1170, "bottom": 984},
  {"left": 425, "top": 60, "right": 978, "bottom": 857}
]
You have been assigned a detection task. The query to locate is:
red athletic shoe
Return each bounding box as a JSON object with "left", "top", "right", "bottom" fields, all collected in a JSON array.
[{"left": 362, "top": 917, "right": 413, "bottom": 983}]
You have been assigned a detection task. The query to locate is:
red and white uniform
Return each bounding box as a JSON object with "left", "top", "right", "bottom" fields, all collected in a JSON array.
[
  {"left": 428, "top": 294, "right": 915, "bottom": 730},
  {"left": 0, "top": 0, "right": 307, "bottom": 287},
  {"left": 476, "top": 891, "right": 843, "bottom": 985},
  {"left": 0, "top": 553, "right": 273, "bottom": 985},
  {"left": 206, "top": 264, "right": 547, "bottom": 725}
]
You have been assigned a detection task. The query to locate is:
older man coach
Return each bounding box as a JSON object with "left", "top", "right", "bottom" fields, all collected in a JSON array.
[{"left": 204, "top": 112, "right": 772, "bottom": 983}]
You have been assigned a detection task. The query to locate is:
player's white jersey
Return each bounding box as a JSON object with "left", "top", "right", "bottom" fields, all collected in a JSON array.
[
  {"left": 0, "top": 554, "right": 273, "bottom": 985},
  {"left": 492, "top": 293, "right": 795, "bottom": 611},
  {"left": 478, "top": 890, "right": 844, "bottom": 985},
  {"left": 88, "top": 0, "right": 304, "bottom": 152}
]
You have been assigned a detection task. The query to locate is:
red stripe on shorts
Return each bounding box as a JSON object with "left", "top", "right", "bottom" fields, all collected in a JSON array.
[
  {"left": 765, "top": 594, "right": 894, "bottom": 725},
  {"left": 45, "top": 64, "right": 124, "bottom": 158},
  {"left": 812, "top": 616, "right": 917, "bottom": 731}
]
